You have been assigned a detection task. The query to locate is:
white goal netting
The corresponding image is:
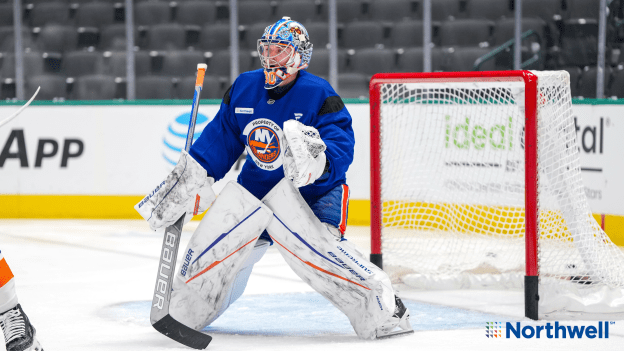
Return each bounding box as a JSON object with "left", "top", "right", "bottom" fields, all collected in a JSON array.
[{"left": 376, "top": 71, "right": 624, "bottom": 316}]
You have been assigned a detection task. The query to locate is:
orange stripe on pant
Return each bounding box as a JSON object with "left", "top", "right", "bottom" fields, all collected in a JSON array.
[
  {"left": 339, "top": 184, "right": 349, "bottom": 235},
  {"left": 0, "top": 258, "right": 14, "bottom": 287}
]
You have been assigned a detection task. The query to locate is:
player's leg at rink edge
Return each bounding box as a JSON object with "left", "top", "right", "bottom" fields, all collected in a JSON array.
[
  {"left": 0, "top": 251, "right": 43, "bottom": 351},
  {"left": 262, "top": 178, "right": 413, "bottom": 339},
  {"left": 169, "top": 182, "right": 273, "bottom": 330}
]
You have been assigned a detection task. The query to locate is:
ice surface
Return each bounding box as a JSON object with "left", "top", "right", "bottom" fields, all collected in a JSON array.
[{"left": 0, "top": 220, "right": 622, "bottom": 351}]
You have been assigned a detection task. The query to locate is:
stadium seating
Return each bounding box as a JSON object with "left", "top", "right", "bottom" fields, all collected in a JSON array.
[
  {"left": 160, "top": 50, "right": 206, "bottom": 76},
  {"left": 431, "top": 0, "right": 464, "bottom": 21},
  {"left": 305, "top": 22, "right": 330, "bottom": 49},
  {"left": 609, "top": 64, "right": 624, "bottom": 98},
  {"left": 560, "top": 18, "right": 599, "bottom": 67},
  {"left": 176, "top": 75, "right": 222, "bottom": 99},
  {"left": 100, "top": 24, "right": 138, "bottom": 51},
  {"left": 341, "top": 21, "right": 385, "bottom": 49},
  {"left": 29, "top": 3, "right": 70, "bottom": 28},
  {"left": 27, "top": 74, "right": 67, "bottom": 100},
  {"left": 439, "top": 19, "right": 493, "bottom": 47},
  {"left": 369, "top": 0, "right": 416, "bottom": 22},
  {"left": 275, "top": 1, "right": 319, "bottom": 23},
  {"left": 135, "top": 2, "right": 172, "bottom": 26},
  {"left": 305, "top": 48, "right": 347, "bottom": 77},
  {"left": 578, "top": 65, "right": 612, "bottom": 98},
  {"left": 0, "top": 0, "right": 617, "bottom": 99},
  {"left": 176, "top": 1, "right": 217, "bottom": 26},
  {"left": 466, "top": 0, "right": 512, "bottom": 20},
  {"left": 337, "top": 72, "right": 368, "bottom": 99},
  {"left": 63, "top": 51, "right": 103, "bottom": 78},
  {"left": 396, "top": 47, "right": 445, "bottom": 72},
  {"left": 442, "top": 47, "right": 496, "bottom": 71},
  {"left": 199, "top": 23, "right": 232, "bottom": 51},
  {"left": 562, "top": 66, "right": 583, "bottom": 97},
  {"left": 522, "top": 0, "right": 563, "bottom": 22},
  {"left": 208, "top": 50, "right": 253, "bottom": 77},
  {"left": 75, "top": 3, "right": 116, "bottom": 28},
  {"left": 35, "top": 25, "right": 78, "bottom": 53},
  {"left": 349, "top": 48, "right": 396, "bottom": 76},
  {"left": 72, "top": 74, "right": 117, "bottom": 100},
  {"left": 135, "top": 76, "right": 175, "bottom": 99},
  {"left": 390, "top": 21, "right": 424, "bottom": 48},
  {"left": 105, "top": 51, "right": 152, "bottom": 78},
  {"left": 0, "top": 52, "right": 45, "bottom": 79},
  {"left": 145, "top": 23, "right": 187, "bottom": 51},
  {"left": 565, "top": 0, "right": 600, "bottom": 20},
  {"left": 0, "top": 4, "right": 13, "bottom": 26},
  {"left": 239, "top": 1, "right": 273, "bottom": 25}
]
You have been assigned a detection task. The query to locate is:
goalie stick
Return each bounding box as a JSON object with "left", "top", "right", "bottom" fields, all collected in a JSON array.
[
  {"left": 0, "top": 86, "right": 40, "bottom": 128},
  {"left": 150, "top": 64, "right": 212, "bottom": 349}
]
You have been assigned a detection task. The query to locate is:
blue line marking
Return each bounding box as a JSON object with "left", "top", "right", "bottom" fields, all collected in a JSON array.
[
  {"left": 272, "top": 214, "right": 341, "bottom": 269},
  {"left": 192, "top": 207, "right": 263, "bottom": 265}
]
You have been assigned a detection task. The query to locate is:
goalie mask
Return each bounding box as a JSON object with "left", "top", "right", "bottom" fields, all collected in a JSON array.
[{"left": 258, "top": 17, "right": 313, "bottom": 89}]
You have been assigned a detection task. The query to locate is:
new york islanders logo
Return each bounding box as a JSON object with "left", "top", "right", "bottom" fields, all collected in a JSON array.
[{"left": 243, "top": 119, "right": 284, "bottom": 171}]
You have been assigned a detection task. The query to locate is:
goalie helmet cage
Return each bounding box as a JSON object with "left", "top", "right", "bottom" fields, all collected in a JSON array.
[{"left": 369, "top": 71, "right": 624, "bottom": 320}]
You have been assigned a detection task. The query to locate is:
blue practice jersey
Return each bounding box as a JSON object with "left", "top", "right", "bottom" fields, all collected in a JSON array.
[{"left": 189, "top": 69, "right": 355, "bottom": 202}]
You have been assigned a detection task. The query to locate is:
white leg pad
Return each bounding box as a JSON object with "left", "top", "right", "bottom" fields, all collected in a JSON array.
[
  {"left": 262, "top": 179, "right": 396, "bottom": 340},
  {"left": 169, "top": 181, "right": 273, "bottom": 330}
]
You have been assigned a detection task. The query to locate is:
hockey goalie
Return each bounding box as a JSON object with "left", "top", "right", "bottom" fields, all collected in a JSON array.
[{"left": 135, "top": 17, "right": 413, "bottom": 341}]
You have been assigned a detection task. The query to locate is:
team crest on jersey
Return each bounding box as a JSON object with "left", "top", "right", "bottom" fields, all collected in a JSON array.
[{"left": 242, "top": 119, "right": 284, "bottom": 171}]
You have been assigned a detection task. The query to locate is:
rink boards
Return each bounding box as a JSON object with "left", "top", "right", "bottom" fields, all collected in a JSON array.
[{"left": 0, "top": 99, "right": 622, "bottom": 244}]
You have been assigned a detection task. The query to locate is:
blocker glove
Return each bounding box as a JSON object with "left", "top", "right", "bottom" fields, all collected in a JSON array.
[
  {"left": 135, "top": 150, "right": 216, "bottom": 231},
  {"left": 282, "top": 119, "right": 327, "bottom": 188}
]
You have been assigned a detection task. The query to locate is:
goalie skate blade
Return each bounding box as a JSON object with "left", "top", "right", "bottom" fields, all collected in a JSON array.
[
  {"left": 376, "top": 329, "right": 415, "bottom": 339},
  {"left": 152, "top": 314, "right": 212, "bottom": 349}
]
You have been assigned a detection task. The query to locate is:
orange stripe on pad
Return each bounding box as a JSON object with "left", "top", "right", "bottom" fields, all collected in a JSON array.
[
  {"left": 269, "top": 235, "right": 370, "bottom": 291},
  {"left": 186, "top": 236, "right": 258, "bottom": 284},
  {"left": 0, "top": 258, "right": 14, "bottom": 287}
]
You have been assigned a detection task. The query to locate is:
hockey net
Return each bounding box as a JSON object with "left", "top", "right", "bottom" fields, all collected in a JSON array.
[{"left": 369, "top": 71, "right": 624, "bottom": 318}]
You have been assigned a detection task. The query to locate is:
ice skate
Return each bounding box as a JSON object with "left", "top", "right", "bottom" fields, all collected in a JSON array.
[
  {"left": 376, "top": 296, "right": 414, "bottom": 339},
  {"left": 0, "top": 304, "right": 43, "bottom": 351}
]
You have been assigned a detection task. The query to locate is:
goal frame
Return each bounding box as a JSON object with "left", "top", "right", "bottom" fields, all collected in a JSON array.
[{"left": 369, "top": 71, "right": 540, "bottom": 319}]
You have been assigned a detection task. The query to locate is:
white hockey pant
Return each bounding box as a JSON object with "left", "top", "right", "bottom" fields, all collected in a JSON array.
[
  {"left": 262, "top": 179, "right": 396, "bottom": 340},
  {"left": 169, "top": 181, "right": 273, "bottom": 330}
]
